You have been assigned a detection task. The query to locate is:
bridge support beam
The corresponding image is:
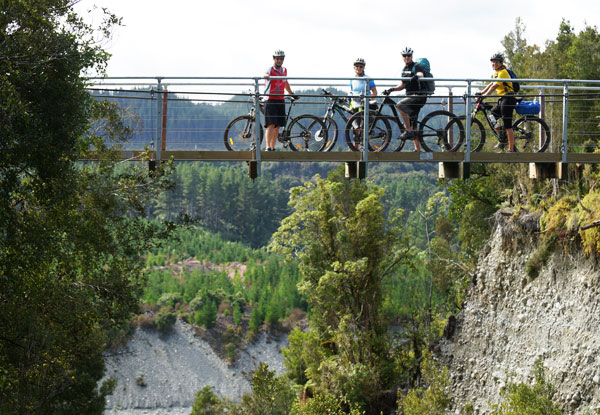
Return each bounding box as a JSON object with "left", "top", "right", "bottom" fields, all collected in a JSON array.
[
  {"left": 345, "top": 161, "right": 366, "bottom": 180},
  {"left": 439, "top": 162, "right": 470, "bottom": 179},
  {"left": 248, "top": 161, "right": 258, "bottom": 179},
  {"left": 529, "top": 162, "right": 566, "bottom": 180}
]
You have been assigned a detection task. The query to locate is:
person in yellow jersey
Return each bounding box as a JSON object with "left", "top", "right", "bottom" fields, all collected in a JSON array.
[{"left": 479, "top": 53, "right": 517, "bottom": 152}]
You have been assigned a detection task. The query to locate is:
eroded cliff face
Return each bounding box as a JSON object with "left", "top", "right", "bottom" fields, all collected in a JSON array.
[
  {"left": 103, "top": 319, "right": 287, "bottom": 415},
  {"left": 438, "top": 212, "right": 600, "bottom": 414}
]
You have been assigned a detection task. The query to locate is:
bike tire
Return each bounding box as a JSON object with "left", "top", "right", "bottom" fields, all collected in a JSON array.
[
  {"left": 511, "top": 116, "right": 551, "bottom": 152},
  {"left": 286, "top": 114, "right": 328, "bottom": 152},
  {"left": 344, "top": 111, "right": 391, "bottom": 152},
  {"left": 418, "top": 110, "right": 465, "bottom": 153},
  {"left": 223, "top": 115, "right": 263, "bottom": 151},
  {"left": 322, "top": 118, "right": 339, "bottom": 151},
  {"left": 446, "top": 116, "right": 486, "bottom": 152}
]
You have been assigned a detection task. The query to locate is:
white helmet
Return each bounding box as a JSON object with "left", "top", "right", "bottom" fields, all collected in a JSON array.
[
  {"left": 273, "top": 49, "right": 285, "bottom": 58},
  {"left": 401, "top": 47, "right": 413, "bottom": 56},
  {"left": 354, "top": 57, "right": 366, "bottom": 66}
]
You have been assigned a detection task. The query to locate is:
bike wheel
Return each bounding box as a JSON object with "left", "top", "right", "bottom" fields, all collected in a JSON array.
[
  {"left": 512, "top": 116, "right": 551, "bottom": 152},
  {"left": 287, "top": 114, "right": 328, "bottom": 151},
  {"left": 446, "top": 116, "right": 486, "bottom": 152},
  {"left": 418, "top": 110, "right": 464, "bottom": 152},
  {"left": 344, "top": 111, "right": 391, "bottom": 152},
  {"left": 223, "top": 115, "right": 263, "bottom": 151},
  {"left": 322, "top": 118, "right": 339, "bottom": 151}
]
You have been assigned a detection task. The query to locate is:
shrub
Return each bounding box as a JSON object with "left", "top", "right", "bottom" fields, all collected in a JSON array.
[
  {"left": 155, "top": 311, "right": 177, "bottom": 332},
  {"left": 157, "top": 292, "right": 183, "bottom": 309},
  {"left": 525, "top": 234, "right": 557, "bottom": 280},
  {"left": 136, "top": 376, "right": 147, "bottom": 387},
  {"left": 397, "top": 351, "right": 451, "bottom": 415},
  {"left": 290, "top": 394, "right": 365, "bottom": 415},
  {"left": 490, "top": 360, "right": 561, "bottom": 415}
]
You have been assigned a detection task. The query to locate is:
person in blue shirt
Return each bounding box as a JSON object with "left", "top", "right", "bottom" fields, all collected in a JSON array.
[{"left": 349, "top": 58, "right": 378, "bottom": 110}]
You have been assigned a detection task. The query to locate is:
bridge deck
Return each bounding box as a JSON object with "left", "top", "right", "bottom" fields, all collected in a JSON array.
[{"left": 110, "top": 150, "right": 600, "bottom": 164}]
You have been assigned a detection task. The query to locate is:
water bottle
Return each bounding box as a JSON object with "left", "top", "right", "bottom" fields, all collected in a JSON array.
[{"left": 487, "top": 113, "right": 496, "bottom": 126}]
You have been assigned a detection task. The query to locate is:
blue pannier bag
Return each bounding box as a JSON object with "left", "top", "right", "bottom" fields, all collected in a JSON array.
[{"left": 515, "top": 100, "right": 540, "bottom": 115}]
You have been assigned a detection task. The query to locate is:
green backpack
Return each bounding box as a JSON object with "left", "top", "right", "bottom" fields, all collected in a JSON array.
[{"left": 413, "top": 58, "right": 435, "bottom": 95}]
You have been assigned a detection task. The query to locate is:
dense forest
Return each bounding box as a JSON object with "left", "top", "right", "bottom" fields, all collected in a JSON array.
[{"left": 2, "top": 2, "right": 600, "bottom": 414}]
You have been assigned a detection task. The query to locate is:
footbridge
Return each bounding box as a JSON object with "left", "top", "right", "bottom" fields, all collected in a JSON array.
[{"left": 86, "top": 76, "right": 600, "bottom": 179}]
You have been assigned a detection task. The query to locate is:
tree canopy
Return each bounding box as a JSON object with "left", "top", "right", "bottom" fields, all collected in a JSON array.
[{"left": 1, "top": 2, "right": 173, "bottom": 413}]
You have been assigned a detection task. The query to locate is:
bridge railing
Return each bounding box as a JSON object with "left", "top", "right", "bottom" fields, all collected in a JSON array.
[{"left": 86, "top": 76, "right": 600, "bottom": 166}]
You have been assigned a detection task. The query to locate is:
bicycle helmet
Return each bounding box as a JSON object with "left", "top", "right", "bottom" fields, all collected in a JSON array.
[
  {"left": 354, "top": 58, "right": 366, "bottom": 66},
  {"left": 490, "top": 53, "right": 504, "bottom": 62},
  {"left": 401, "top": 47, "right": 413, "bottom": 56},
  {"left": 273, "top": 49, "right": 285, "bottom": 58}
]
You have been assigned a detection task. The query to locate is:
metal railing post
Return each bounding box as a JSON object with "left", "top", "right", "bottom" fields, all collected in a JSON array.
[
  {"left": 254, "top": 78, "right": 261, "bottom": 177},
  {"left": 464, "top": 81, "right": 472, "bottom": 162},
  {"left": 161, "top": 87, "right": 168, "bottom": 152},
  {"left": 156, "top": 77, "right": 164, "bottom": 161},
  {"left": 362, "top": 81, "right": 369, "bottom": 176},
  {"left": 539, "top": 87, "right": 546, "bottom": 150},
  {"left": 448, "top": 87, "right": 454, "bottom": 147},
  {"left": 562, "top": 81, "right": 569, "bottom": 162}
]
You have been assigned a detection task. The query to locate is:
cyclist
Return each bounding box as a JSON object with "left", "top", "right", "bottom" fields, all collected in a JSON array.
[
  {"left": 349, "top": 58, "right": 378, "bottom": 149},
  {"left": 264, "top": 49, "right": 298, "bottom": 151},
  {"left": 384, "top": 47, "right": 428, "bottom": 152},
  {"left": 479, "top": 53, "right": 517, "bottom": 152},
  {"left": 349, "top": 58, "right": 378, "bottom": 110}
]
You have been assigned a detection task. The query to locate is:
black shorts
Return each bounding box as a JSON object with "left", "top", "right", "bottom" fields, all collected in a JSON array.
[
  {"left": 264, "top": 100, "right": 286, "bottom": 127},
  {"left": 492, "top": 95, "right": 517, "bottom": 128},
  {"left": 397, "top": 95, "right": 427, "bottom": 121}
]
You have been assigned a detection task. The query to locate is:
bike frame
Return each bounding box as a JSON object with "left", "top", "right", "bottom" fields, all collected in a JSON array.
[
  {"left": 320, "top": 90, "right": 353, "bottom": 124},
  {"left": 473, "top": 98, "right": 540, "bottom": 142},
  {"left": 472, "top": 100, "right": 505, "bottom": 141}
]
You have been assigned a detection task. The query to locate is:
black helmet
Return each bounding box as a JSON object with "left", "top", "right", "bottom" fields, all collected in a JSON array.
[{"left": 490, "top": 53, "right": 504, "bottom": 63}]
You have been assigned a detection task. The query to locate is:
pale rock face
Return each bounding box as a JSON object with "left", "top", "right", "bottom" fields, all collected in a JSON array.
[
  {"left": 438, "top": 212, "right": 600, "bottom": 414},
  {"left": 102, "top": 319, "right": 287, "bottom": 415}
]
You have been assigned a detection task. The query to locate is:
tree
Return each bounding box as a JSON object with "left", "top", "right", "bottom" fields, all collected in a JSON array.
[
  {"left": 270, "top": 168, "right": 412, "bottom": 414},
  {"left": 0, "top": 2, "right": 174, "bottom": 413}
]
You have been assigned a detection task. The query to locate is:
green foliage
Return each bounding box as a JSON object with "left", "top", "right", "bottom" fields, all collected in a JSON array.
[
  {"left": 525, "top": 234, "right": 557, "bottom": 280},
  {"left": 239, "top": 363, "right": 296, "bottom": 415},
  {"left": 155, "top": 311, "right": 177, "bottom": 332},
  {"left": 397, "top": 351, "right": 451, "bottom": 415},
  {"left": 490, "top": 360, "right": 561, "bottom": 415},
  {"left": 196, "top": 300, "right": 218, "bottom": 329},
  {"left": 0, "top": 2, "right": 179, "bottom": 414},
  {"left": 502, "top": 19, "right": 600, "bottom": 150},
  {"left": 150, "top": 163, "right": 290, "bottom": 248},
  {"left": 157, "top": 292, "right": 184, "bottom": 309},
  {"left": 142, "top": 226, "right": 306, "bottom": 334},
  {"left": 290, "top": 394, "right": 365, "bottom": 415},
  {"left": 272, "top": 170, "right": 412, "bottom": 414},
  {"left": 540, "top": 191, "right": 600, "bottom": 257},
  {"left": 191, "top": 386, "right": 231, "bottom": 415}
]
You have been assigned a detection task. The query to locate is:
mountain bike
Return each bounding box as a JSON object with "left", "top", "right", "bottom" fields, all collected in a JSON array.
[
  {"left": 316, "top": 89, "right": 355, "bottom": 151},
  {"left": 345, "top": 91, "right": 465, "bottom": 152},
  {"left": 446, "top": 96, "right": 550, "bottom": 152},
  {"left": 224, "top": 97, "right": 327, "bottom": 151}
]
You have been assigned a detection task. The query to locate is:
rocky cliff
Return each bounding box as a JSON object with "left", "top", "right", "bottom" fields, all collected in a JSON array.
[
  {"left": 438, "top": 211, "right": 600, "bottom": 414},
  {"left": 103, "top": 319, "right": 287, "bottom": 415}
]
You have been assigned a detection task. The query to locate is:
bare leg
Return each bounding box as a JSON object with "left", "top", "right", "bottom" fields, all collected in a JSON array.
[
  {"left": 506, "top": 128, "right": 515, "bottom": 151},
  {"left": 399, "top": 109, "right": 420, "bottom": 152},
  {"left": 265, "top": 125, "right": 279, "bottom": 150}
]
